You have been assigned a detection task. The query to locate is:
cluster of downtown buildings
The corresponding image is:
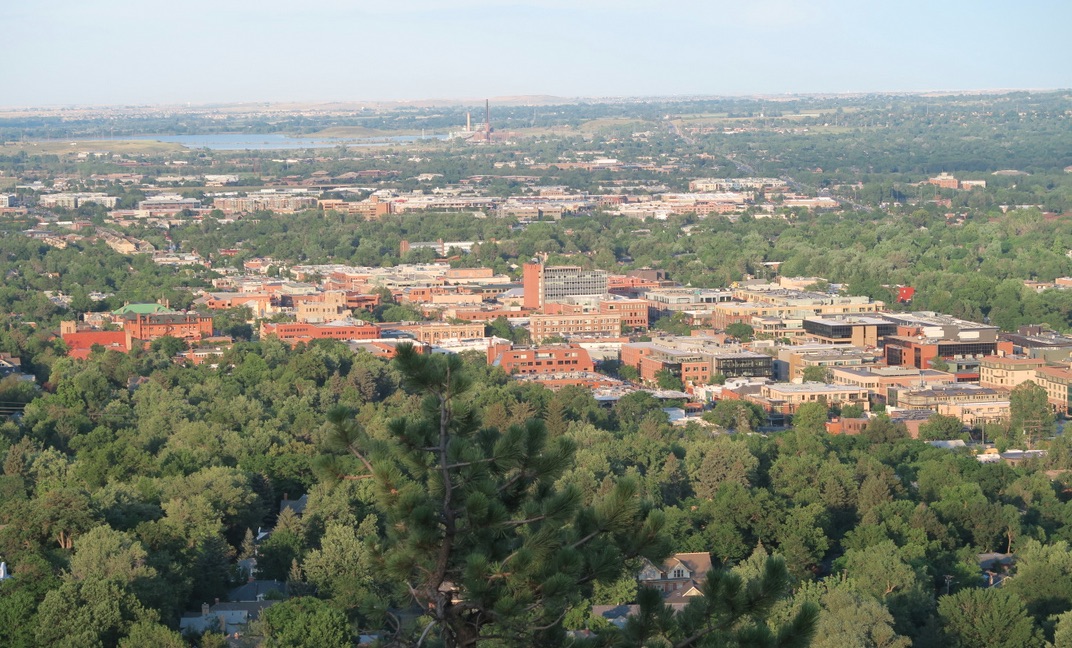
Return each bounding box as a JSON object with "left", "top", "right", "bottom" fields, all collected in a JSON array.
[{"left": 52, "top": 249, "right": 1072, "bottom": 443}]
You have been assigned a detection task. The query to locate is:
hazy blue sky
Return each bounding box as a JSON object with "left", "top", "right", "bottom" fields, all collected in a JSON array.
[{"left": 4, "top": 0, "right": 1070, "bottom": 106}]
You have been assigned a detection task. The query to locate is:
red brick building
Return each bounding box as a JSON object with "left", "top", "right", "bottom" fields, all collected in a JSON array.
[
  {"left": 487, "top": 343, "right": 595, "bottom": 375},
  {"left": 599, "top": 299, "right": 649, "bottom": 330},
  {"left": 122, "top": 312, "right": 214, "bottom": 343},
  {"left": 379, "top": 322, "right": 486, "bottom": 344},
  {"left": 61, "top": 322, "right": 134, "bottom": 360},
  {"left": 528, "top": 313, "right": 622, "bottom": 343},
  {"left": 261, "top": 321, "right": 379, "bottom": 345}
]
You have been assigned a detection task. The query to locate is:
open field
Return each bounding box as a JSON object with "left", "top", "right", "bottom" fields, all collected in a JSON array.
[{"left": 577, "top": 118, "right": 655, "bottom": 133}]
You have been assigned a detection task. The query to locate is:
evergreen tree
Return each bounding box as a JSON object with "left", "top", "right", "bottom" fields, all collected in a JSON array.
[{"left": 319, "top": 344, "right": 668, "bottom": 646}]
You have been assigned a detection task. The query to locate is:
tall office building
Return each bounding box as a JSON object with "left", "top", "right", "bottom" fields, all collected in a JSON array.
[{"left": 523, "top": 262, "right": 608, "bottom": 309}]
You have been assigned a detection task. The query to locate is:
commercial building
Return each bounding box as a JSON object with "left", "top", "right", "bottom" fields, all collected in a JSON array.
[
  {"left": 708, "top": 294, "right": 883, "bottom": 330},
  {"left": 137, "top": 196, "right": 202, "bottom": 212},
  {"left": 379, "top": 322, "right": 486, "bottom": 344},
  {"left": 889, "top": 384, "right": 1006, "bottom": 410},
  {"left": 621, "top": 340, "right": 772, "bottom": 389},
  {"left": 802, "top": 316, "right": 897, "bottom": 347},
  {"left": 523, "top": 263, "right": 608, "bottom": 309},
  {"left": 938, "top": 401, "right": 1010, "bottom": 428},
  {"left": 775, "top": 344, "right": 883, "bottom": 382},
  {"left": 643, "top": 288, "right": 736, "bottom": 316},
  {"left": 882, "top": 312, "right": 1011, "bottom": 379},
  {"left": 751, "top": 382, "right": 871, "bottom": 417},
  {"left": 213, "top": 192, "right": 318, "bottom": 214},
  {"left": 999, "top": 326, "right": 1072, "bottom": 362},
  {"left": 596, "top": 299, "right": 649, "bottom": 330},
  {"left": 831, "top": 365, "right": 954, "bottom": 405}
]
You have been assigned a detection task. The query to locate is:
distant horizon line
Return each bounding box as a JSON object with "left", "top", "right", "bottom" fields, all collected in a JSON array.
[{"left": 2, "top": 87, "right": 1067, "bottom": 112}]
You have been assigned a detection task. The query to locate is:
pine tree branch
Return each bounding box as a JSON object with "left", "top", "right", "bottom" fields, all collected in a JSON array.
[
  {"left": 429, "top": 385, "right": 458, "bottom": 612},
  {"left": 415, "top": 618, "right": 438, "bottom": 647},
  {"left": 500, "top": 514, "right": 548, "bottom": 527},
  {"left": 570, "top": 529, "right": 602, "bottom": 550},
  {"left": 444, "top": 457, "right": 497, "bottom": 470}
]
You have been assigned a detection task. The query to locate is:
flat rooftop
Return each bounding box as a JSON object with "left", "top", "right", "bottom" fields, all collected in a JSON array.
[
  {"left": 804, "top": 315, "right": 893, "bottom": 326},
  {"left": 766, "top": 382, "right": 862, "bottom": 393}
]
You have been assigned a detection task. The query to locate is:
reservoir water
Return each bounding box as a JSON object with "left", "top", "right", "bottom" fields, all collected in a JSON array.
[{"left": 56, "top": 133, "right": 447, "bottom": 151}]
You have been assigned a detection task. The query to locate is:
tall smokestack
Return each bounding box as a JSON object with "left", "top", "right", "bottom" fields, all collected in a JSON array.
[
  {"left": 485, "top": 99, "right": 491, "bottom": 142},
  {"left": 466, "top": 112, "right": 471, "bottom": 132}
]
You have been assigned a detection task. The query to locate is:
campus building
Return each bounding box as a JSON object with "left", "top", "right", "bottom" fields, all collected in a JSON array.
[
  {"left": 261, "top": 320, "right": 379, "bottom": 344},
  {"left": 527, "top": 313, "right": 622, "bottom": 343},
  {"left": 523, "top": 263, "right": 608, "bottom": 309},
  {"left": 487, "top": 343, "right": 595, "bottom": 375}
]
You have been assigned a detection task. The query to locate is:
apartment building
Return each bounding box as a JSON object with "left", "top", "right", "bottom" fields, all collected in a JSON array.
[
  {"left": 978, "top": 356, "right": 1046, "bottom": 390},
  {"left": 319, "top": 196, "right": 393, "bottom": 220},
  {"left": 1033, "top": 366, "right": 1072, "bottom": 415},
  {"left": 40, "top": 193, "right": 119, "bottom": 209}
]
